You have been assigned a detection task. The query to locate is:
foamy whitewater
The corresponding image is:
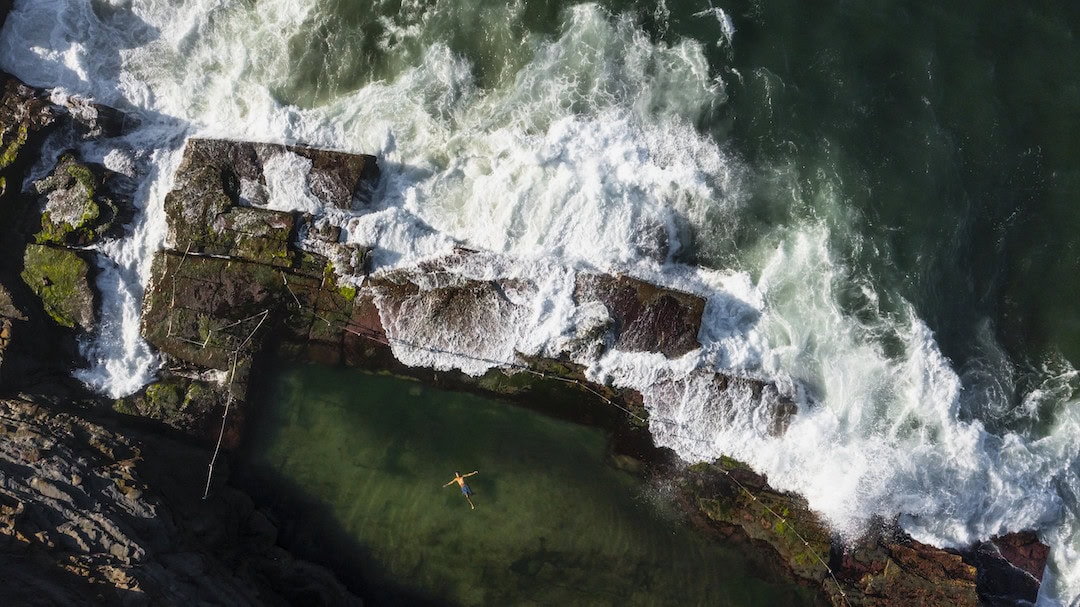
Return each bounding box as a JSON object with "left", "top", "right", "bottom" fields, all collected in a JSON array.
[{"left": 3, "top": 1, "right": 1078, "bottom": 603}]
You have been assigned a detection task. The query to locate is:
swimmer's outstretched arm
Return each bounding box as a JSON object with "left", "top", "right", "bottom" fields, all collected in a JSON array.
[
  {"left": 463, "top": 470, "right": 479, "bottom": 478},
  {"left": 443, "top": 478, "right": 457, "bottom": 487}
]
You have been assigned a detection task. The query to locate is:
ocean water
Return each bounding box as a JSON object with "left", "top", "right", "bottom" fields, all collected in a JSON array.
[{"left": 2, "top": 0, "right": 1078, "bottom": 603}]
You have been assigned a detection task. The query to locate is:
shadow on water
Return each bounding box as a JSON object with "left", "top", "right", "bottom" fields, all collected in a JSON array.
[
  {"left": 236, "top": 461, "right": 450, "bottom": 606},
  {"left": 234, "top": 363, "right": 821, "bottom": 606}
]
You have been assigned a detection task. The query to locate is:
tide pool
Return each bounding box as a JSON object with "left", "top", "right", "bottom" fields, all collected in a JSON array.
[{"left": 238, "top": 365, "right": 819, "bottom": 606}]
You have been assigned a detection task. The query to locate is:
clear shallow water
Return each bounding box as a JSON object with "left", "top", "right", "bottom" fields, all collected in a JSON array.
[
  {"left": 2, "top": 0, "right": 1079, "bottom": 603},
  {"left": 240, "top": 365, "right": 819, "bottom": 606}
]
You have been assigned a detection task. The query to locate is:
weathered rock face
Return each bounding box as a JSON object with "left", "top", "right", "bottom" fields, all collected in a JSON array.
[
  {"left": 574, "top": 273, "right": 704, "bottom": 358},
  {"left": 680, "top": 460, "right": 1050, "bottom": 607},
  {"left": 0, "top": 397, "right": 362, "bottom": 606},
  {"left": 968, "top": 531, "right": 1050, "bottom": 606},
  {"left": 0, "top": 75, "right": 55, "bottom": 194}
]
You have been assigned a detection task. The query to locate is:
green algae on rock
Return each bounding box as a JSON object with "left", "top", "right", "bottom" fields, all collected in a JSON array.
[
  {"left": 679, "top": 460, "right": 989, "bottom": 606},
  {"left": 33, "top": 154, "right": 122, "bottom": 246},
  {"left": 20, "top": 244, "right": 95, "bottom": 331},
  {"left": 0, "top": 75, "right": 55, "bottom": 206}
]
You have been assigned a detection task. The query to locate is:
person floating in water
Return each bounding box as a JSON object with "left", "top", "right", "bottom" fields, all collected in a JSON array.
[{"left": 444, "top": 470, "right": 479, "bottom": 509}]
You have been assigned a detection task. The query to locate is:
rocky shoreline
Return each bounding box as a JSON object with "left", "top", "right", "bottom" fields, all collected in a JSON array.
[{"left": 0, "top": 51, "right": 1050, "bottom": 607}]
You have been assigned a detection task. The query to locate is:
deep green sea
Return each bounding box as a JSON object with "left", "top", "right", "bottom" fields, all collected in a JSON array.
[{"left": 2, "top": 0, "right": 1077, "bottom": 603}]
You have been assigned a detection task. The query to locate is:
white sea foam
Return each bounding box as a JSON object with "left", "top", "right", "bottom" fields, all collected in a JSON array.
[{"left": 2, "top": 1, "right": 1079, "bottom": 604}]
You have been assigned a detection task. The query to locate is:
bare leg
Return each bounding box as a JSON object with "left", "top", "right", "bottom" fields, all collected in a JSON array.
[{"left": 465, "top": 494, "right": 475, "bottom": 509}]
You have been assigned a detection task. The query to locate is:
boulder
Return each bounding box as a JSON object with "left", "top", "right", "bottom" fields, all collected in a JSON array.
[
  {"left": 163, "top": 139, "right": 378, "bottom": 266},
  {"left": 20, "top": 244, "right": 95, "bottom": 332},
  {"left": 966, "top": 530, "right": 1050, "bottom": 606},
  {"left": 574, "top": 273, "right": 704, "bottom": 358},
  {"left": 0, "top": 74, "right": 55, "bottom": 203},
  {"left": 33, "top": 153, "right": 123, "bottom": 246}
]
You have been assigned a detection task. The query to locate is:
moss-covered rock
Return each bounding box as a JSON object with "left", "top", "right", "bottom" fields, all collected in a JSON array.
[
  {"left": 680, "top": 460, "right": 988, "bottom": 606},
  {"left": 0, "top": 75, "right": 56, "bottom": 206},
  {"left": 32, "top": 154, "right": 121, "bottom": 246},
  {"left": 20, "top": 244, "right": 95, "bottom": 331},
  {"left": 113, "top": 377, "right": 229, "bottom": 440},
  {"left": 0, "top": 120, "right": 26, "bottom": 169},
  {"left": 163, "top": 138, "right": 379, "bottom": 266}
]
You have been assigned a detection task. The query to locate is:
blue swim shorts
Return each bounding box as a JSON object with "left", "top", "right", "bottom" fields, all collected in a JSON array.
[{"left": 461, "top": 484, "right": 473, "bottom": 496}]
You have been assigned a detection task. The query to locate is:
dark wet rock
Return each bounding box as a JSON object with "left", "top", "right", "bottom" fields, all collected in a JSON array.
[
  {"left": 60, "top": 95, "right": 141, "bottom": 140},
  {"left": 0, "top": 75, "right": 55, "bottom": 168},
  {"left": 20, "top": 244, "right": 95, "bottom": 332},
  {"left": 991, "top": 530, "right": 1049, "bottom": 583},
  {"left": 0, "top": 280, "right": 26, "bottom": 322},
  {"left": 0, "top": 282, "right": 26, "bottom": 383},
  {"left": 0, "top": 74, "right": 56, "bottom": 201},
  {"left": 965, "top": 531, "right": 1049, "bottom": 606},
  {"left": 681, "top": 460, "right": 834, "bottom": 584},
  {"left": 112, "top": 376, "right": 229, "bottom": 442},
  {"left": 678, "top": 460, "right": 1053, "bottom": 607},
  {"left": 574, "top": 273, "right": 704, "bottom": 358},
  {"left": 0, "top": 396, "right": 362, "bottom": 606}
]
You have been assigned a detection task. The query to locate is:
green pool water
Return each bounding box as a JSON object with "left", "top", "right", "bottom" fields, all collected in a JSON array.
[{"left": 239, "top": 365, "right": 819, "bottom": 606}]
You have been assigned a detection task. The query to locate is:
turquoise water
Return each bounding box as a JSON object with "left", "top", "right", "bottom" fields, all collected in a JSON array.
[{"left": 240, "top": 365, "right": 819, "bottom": 606}]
